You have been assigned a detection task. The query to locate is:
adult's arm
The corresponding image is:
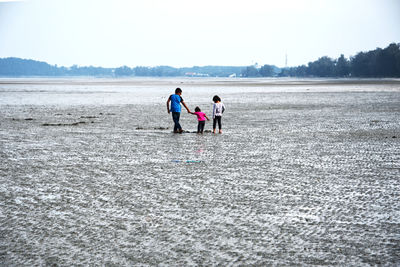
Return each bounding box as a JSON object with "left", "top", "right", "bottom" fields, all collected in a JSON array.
[
  {"left": 182, "top": 101, "right": 191, "bottom": 113},
  {"left": 166, "top": 95, "right": 171, "bottom": 113}
]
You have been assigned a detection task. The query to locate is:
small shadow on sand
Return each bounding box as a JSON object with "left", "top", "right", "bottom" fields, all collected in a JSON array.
[
  {"left": 136, "top": 127, "right": 169, "bottom": 130},
  {"left": 42, "top": 121, "right": 87, "bottom": 126}
]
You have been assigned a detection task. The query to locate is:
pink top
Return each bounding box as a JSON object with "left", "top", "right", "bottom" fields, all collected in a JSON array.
[{"left": 194, "top": 112, "right": 206, "bottom": 121}]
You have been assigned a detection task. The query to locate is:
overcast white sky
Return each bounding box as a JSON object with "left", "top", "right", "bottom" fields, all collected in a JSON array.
[{"left": 0, "top": 0, "right": 399, "bottom": 68}]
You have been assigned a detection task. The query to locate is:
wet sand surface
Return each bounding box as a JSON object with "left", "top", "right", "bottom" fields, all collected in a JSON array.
[{"left": 1, "top": 78, "right": 399, "bottom": 266}]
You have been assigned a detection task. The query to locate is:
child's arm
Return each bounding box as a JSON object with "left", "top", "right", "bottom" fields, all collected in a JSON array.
[
  {"left": 212, "top": 104, "right": 216, "bottom": 118},
  {"left": 205, "top": 114, "right": 210, "bottom": 121}
]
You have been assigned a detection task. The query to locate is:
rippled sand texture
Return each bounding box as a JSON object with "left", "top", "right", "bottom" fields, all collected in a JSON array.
[{"left": 1, "top": 78, "right": 400, "bottom": 266}]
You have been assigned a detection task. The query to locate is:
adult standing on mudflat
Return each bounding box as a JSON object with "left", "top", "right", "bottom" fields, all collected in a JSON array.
[{"left": 167, "top": 88, "right": 191, "bottom": 133}]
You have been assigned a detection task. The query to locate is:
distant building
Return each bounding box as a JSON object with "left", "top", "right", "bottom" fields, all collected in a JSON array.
[{"left": 184, "top": 72, "right": 209, "bottom": 77}]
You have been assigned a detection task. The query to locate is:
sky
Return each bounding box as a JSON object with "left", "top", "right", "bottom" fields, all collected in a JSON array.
[{"left": 0, "top": 0, "right": 399, "bottom": 68}]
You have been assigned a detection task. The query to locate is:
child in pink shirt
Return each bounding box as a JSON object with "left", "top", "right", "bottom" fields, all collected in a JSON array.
[{"left": 190, "top": 106, "right": 210, "bottom": 133}]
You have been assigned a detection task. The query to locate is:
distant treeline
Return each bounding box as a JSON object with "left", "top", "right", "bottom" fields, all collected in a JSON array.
[
  {"left": 279, "top": 43, "right": 400, "bottom": 78},
  {"left": 0, "top": 58, "right": 245, "bottom": 77},
  {"left": 1, "top": 43, "right": 399, "bottom": 77}
]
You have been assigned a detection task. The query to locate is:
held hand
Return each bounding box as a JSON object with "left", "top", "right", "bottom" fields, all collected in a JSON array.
[{"left": 167, "top": 110, "right": 170, "bottom": 114}]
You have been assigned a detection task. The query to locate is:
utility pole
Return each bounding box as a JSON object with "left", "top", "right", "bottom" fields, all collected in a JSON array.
[{"left": 285, "top": 53, "right": 288, "bottom": 68}]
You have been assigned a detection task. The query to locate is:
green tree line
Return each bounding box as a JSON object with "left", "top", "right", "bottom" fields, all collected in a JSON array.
[
  {"left": 0, "top": 58, "right": 244, "bottom": 77},
  {"left": 278, "top": 43, "right": 400, "bottom": 78},
  {"left": 1, "top": 43, "right": 399, "bottom": 77}
]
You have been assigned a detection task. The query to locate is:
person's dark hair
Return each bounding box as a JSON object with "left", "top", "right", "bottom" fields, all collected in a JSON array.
[
  {"left": 175, "top": 88, "right": 182, "bottom": 94},
  {"left": 212, "top": 95, "right": 221, "bottom": 102},
  {"left": 195, "top": 106, "right": 201, "bottom": 112}
]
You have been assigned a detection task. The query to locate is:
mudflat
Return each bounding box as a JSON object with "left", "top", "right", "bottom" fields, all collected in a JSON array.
[{"left": 1, "top": 78, "right": 399, "bottom": 265}]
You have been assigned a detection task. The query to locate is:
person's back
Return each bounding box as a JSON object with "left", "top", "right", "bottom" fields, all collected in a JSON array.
[
  {"left": 170, "top": 94, "right": 182, "bottom": 113},
  {"left": 194, "top": 111, "right": 207, "bottom": 121},
  {"left": 213, "top": 102, "right": 225, "bottom": 117}
]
